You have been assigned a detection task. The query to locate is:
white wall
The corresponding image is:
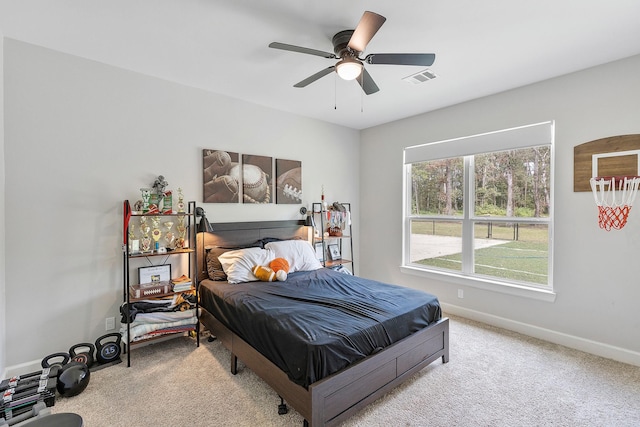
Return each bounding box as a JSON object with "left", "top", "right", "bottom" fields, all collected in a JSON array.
[
  {"left": 0, "top": 35, "right": 7, "bottom": 375},
  {"left": 2, "top": 39, "right": 359, "bottom": 369},
  {"left": 360, "top": 54, "right": 640, "bottom": 365},
  {"left": 4, "top": 35, "right": 638, "bottom": 372}
]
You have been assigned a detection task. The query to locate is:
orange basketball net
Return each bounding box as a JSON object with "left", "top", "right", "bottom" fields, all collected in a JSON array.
[{"left": 590, "top": 176, "right": 640, "bottom": 231}]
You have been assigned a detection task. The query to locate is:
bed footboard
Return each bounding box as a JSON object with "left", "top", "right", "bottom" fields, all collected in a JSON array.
[{"left": 200, "top": 308, "right": 449, "bottom": 426}]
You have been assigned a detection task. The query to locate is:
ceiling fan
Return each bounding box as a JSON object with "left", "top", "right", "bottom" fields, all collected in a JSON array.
[{"left": 269, "top": 11, "right": 436, "bottom": 95}]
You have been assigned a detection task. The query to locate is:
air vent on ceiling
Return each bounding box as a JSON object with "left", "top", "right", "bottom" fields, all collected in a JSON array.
[{"left": 403, "top": 68, "right": 437, "bottom": 84}]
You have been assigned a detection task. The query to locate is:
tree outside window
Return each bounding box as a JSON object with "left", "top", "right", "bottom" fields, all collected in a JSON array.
[{"left": 404, "top": 122, "right": 553, "bottom": 289}]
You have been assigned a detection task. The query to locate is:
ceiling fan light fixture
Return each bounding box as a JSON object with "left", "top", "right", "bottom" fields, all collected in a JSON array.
[{"left": 336, "top": 57, "right": 363, "bottom": 80}]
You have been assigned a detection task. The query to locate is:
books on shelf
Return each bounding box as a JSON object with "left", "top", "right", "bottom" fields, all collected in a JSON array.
[{"left": 171, "top": 275, "right": 193, "bottom": 292}]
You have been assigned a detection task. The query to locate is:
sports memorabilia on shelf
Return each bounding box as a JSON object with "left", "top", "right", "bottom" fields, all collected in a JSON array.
[
  {"left": 176, "top": 188, "right": 185, "bottom": 213},
  {"left": 140, "top": 188, "right": 151, "bottom": 212}
]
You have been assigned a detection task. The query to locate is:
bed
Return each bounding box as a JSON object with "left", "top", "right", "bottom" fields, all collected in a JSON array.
[{"left": 197, "top": 220, "right": 449, "bottom": 427}]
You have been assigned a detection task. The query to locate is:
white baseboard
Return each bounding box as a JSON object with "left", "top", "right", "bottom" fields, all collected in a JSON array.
[
  {"left": 441, "top": 303, "right": 640, "bottom": 367},
  {"left": 4, "top": 359, "right": 42, "bottom": 379},
  {"left": 5, "top": 312, "right": 638, "bottom": 377},
  {"left": 3, "top": 332, "right": 196, "bottom": 378}
]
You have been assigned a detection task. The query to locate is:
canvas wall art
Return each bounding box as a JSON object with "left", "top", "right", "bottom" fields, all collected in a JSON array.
[
  {"left": 202, "top": 149, "right": 240, "bottom": 203},
  {"left": 275, "top": 159, "right": 302, "bottom": 204},
  {"left": 241, "top": 154, "right": 272, "bottom": 204}
]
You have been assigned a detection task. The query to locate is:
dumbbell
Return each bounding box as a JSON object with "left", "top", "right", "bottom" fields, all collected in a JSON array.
[
  {"left": 69, "top": 343, "right": 95, "bottom": 369},
  {"left": 95, "top": 333, "right": 122, "bottom": 365}
]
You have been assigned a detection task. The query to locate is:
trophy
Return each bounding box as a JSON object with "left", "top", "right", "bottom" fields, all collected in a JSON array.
[
  {"left": 128, "top": 223, "right": 140, "bottom": 254},
  {"left": 164, "top": 221, "right": 175, "bottom": 249},
  {"left": 175, "top": 214, "right": 187, "bottom": 249},
  {"left": 151, "top": 216, "right": 162, "bottom": 251},
  {"left": 176, "top": 188, "right": 185, "bottom": 213},
  {"left": 139, "top": 217, "right": 152, "bottom": 253}
]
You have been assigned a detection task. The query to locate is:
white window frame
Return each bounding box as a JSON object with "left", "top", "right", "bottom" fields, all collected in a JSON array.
[{"left": 401, "top": 121, "right": 556, "bottom": 302}]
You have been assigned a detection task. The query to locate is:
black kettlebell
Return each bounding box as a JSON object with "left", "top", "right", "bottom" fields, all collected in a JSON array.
[
  {"left": 69, "top": 343, "right": 95, "bottom": 368},
  {"left": 41, "top": 352, "right": 70, "bottom": 370},
  {"left": 95, "top": 333, "right": 122, "bottom": 364}
]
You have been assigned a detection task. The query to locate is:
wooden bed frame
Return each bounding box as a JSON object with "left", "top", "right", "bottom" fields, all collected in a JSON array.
[{"left": 197, "top": 220, "right": 449, "bottom": 427}]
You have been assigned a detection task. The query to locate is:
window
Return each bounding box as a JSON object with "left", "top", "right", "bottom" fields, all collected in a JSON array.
[{"left": 403, "top": 122, "right": 554, "bottom": 294}]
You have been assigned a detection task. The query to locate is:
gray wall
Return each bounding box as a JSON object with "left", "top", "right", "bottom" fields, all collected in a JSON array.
[
  {"left": 0, "top": 35, "right": 6, "bottom": 374},
  {"left": 3, "top": 36, "right": 639, "bottom": 373},
  {"left": 2, "top": 39, "right": 360, "bottom": 370},
  {"left": 360, "top": 54, "right": 640, "bottom": 365}
]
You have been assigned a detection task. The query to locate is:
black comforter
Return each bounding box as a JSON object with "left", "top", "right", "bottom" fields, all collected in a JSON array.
[{"left": 199, "top": 268, "right": 441, "bottom": 388}]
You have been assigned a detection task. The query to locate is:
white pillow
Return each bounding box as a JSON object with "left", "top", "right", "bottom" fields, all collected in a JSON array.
[
  {"left": 264, "top": 240, "right": 322, "bottom": 273},
  {"left": 218, "top": 247, "right": 275, "bottom": 284}
]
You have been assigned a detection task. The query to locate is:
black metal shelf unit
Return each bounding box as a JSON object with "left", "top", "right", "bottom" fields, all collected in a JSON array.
[
  {"left": 122, "top": 200, "right": 199, "bottom": 367},
  {"left": 311, "top": 202, "right": 354, "bottom": 273}
]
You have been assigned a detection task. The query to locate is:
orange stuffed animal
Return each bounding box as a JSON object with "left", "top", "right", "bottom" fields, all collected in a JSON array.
[
  {"left": 252, "top": 265, "right": 277, "bottom": 282},
  {"left": 269, "top": 258, "right": 290, "bottom": 281}
]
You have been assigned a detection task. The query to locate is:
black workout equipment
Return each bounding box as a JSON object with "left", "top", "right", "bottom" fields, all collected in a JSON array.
[
  {"left": 56, "top": 362, "right": 90, "bottom": 398},
  {"left": 20, "top": 411, "right": 84, "bottom": 427},
  {"left": 1, "top": 369, "right": 58, "bottom": 424},
  {"left": 0, "top": 401, "right": 52, "bottom": 426},
  {"left": 40, "top": 353, "right": 70, "bottom": 370},
  {"left": 94, "top": 333, "right": 122, "bottom": 364},
  {"left": 68, "top": 343, "right": 95, "bottom": 368}
]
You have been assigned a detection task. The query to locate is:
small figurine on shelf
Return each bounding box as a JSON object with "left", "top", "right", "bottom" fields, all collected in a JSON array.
[
  {"left": 321, "top": 185, "right": 328, "bottom": 212},
  {"left": 152, "top": 175, "right": 169, "bottom": 212},
  {"left": 134, "top": 199, "right": 144, "bottom": 214}
]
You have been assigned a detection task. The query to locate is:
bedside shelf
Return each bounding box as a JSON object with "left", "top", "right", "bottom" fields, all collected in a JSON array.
[
  {"left": 122, "top": 199, "right": 200, "bottom": 367},
  {"left": 312, "top": 202, "right": 354, "bottom": 273}
]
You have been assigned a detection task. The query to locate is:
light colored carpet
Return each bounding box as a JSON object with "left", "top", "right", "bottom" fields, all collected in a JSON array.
[{"left": 52, "top": 315, "right": 640, "bottom": 426}]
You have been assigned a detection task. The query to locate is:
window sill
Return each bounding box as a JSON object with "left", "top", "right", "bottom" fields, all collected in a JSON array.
[{"left": 400, "top": 265, "right": 556, "bottom": 302}]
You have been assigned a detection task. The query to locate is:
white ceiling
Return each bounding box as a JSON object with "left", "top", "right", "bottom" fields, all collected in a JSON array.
[{"left": 1, "top": 0, "right": 640, "bottom": 130}]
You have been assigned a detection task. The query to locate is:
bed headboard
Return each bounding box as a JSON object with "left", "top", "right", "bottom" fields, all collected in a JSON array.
[{"left": 196, "top": 220, "right": 308, "bottom": 282}]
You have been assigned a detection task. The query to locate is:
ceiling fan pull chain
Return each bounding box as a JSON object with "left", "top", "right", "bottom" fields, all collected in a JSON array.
[
  {"left": 334, "top": 73, "right": 337, "bottom": 110},
  {"left": 360, "top": 74, "right": 364, "bottom": 113}
]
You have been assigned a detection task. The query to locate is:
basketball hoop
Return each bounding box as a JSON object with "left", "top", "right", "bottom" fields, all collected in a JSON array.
[{"left": 590, "top": 176, "right": 640, "bottom": 231}]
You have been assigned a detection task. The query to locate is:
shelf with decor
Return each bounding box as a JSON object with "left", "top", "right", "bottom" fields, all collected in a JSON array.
[
  {"left": 311, "top": 202, "right": 354, "bottom": 273},
  {"left": 121, "top": 196, "right": 200, "bottom": 367}
]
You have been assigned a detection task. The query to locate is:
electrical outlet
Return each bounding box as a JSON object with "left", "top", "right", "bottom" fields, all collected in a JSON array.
[
  {"left": 105, "top": 317, "right": 115, "bottom": 330},
  {"left": 457, "top": 289, "right": 464, "bottom": 299}
]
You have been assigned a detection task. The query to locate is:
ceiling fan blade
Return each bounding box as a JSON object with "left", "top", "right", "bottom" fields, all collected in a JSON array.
[
  {"left": 357, "top": 68, "right": 380, "bottom": 95},
  {"left": 348, "top": 11, "right": 386, "bottom": 53},
  {"left": 269, "top": 42, "right": 336, "bottom": 59},
  {"left": 294, "top": 66, "right": 336, "bottom": 88},
  {"left": 366, "top": 53, "right": 436, "bottom": 66}
]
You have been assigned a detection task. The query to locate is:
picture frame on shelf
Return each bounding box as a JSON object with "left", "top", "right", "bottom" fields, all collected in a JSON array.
[
  {"left": 138, "top": 264, "right": 171, "bottom": 285},
  {"left": 328, "top": 244, "right": 341, "bottom": 261}
]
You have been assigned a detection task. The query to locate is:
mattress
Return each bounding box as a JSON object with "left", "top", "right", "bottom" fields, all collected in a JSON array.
[{"left": 199, "top": 268, "right": 441, "bottom": 388}]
